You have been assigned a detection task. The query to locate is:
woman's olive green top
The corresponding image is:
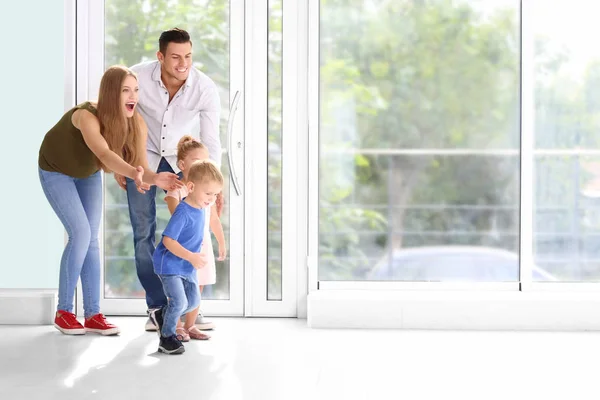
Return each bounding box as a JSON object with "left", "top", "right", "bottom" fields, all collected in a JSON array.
[{"left": 38, "top": 102, "right": 100, "bottom": 178}]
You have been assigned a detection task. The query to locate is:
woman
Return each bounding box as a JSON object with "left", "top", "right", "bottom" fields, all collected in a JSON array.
[{"left": 38, "top": 65, "right": 183, "bottom": 336}]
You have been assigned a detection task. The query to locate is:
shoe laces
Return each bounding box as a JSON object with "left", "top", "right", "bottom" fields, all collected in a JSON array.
[
  {"left": 91, "top": 313, "right": 108, "bottom": 323},
  {"left": 167, "top": 335, "right": 183, "bottom": 345},
  {"left": 58, "top": 311, "right": 79, "bottom": 322}
]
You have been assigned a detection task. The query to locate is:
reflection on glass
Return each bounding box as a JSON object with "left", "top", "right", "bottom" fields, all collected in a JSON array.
[
  {"left": 535, "top": 156, "right": 600, "bottom": 281},
  {"left": 534, "top": 0, "right": 600, "bottom": 282},
  {"left": 267, "top": 0, "right": 283, "bottom": 300},
  {"left": 103, "top": 0, "right": 231, "bottom": 299},
  {"left": 319, "top": 0, "right": 521, "bottom": 281}
]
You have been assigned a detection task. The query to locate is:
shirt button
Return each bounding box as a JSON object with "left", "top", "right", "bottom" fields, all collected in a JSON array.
[
  {"left": 162, "top": 150, "right": 165, "bottom": 153},
  {"left": 165, "top": 91, "right": 167, "bottom": 94},
  {"left": 162, "top": 137, "right": 165, "bottom": 139},
  {"left": 163, "top": 124, "right": 166, "bottom": 127}
]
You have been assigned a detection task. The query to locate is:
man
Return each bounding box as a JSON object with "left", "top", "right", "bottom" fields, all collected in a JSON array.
[{"left": 115, "top": 28, "right": 222, "bottom": 331}]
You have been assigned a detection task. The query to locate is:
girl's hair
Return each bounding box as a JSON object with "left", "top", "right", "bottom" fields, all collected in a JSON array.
[
  {"left": 96, "top": 65, "right": 142, "bottom": 171},
  {"left": 177, "top": 135, "right": 208, "bottom": 161},
  {"left": 188, "top": 160, "right": 224, "bottom": 186}
]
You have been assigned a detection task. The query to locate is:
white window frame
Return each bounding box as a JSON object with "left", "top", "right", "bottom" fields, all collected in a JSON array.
[
  {"left": 245, "top": 0, "right": 305, "bottom": 316},
  {"left": 307, "top": 0, "right": 600, "bottom": 295}
]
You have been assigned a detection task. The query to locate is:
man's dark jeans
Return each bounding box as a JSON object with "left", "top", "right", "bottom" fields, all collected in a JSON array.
[{"left": 126, "top": 157, "right": 182, "bottom": 310}]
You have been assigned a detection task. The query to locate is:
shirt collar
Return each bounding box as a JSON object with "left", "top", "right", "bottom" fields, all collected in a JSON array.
[
  {"left": 184, "top": 67, "right": 196, "bottom": 88},
  {"left": 152, "top": 61, "right": 196, "bottom": 90},
  {"left": 151, "top": 61, "right": 162, "bottom": 84}
]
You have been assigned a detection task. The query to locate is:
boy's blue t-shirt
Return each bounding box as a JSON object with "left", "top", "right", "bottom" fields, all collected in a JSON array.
[{"left": 153, "top": 201, "right": 205, "bottom": 277}]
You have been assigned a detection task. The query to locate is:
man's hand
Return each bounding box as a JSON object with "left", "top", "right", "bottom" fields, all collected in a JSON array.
[
  {"left": 154, "top": 172, "right": 184, "bottom": 191},
  {"left": 189, "top": 252, "right": 208, "bottom": 269},
  {"left": 216, "top": 192, "right": 225, "bottom": 217}
]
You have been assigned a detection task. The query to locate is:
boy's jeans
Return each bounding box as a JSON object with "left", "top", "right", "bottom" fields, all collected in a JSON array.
[{"left": 158, "top": 274, "right": 200, "bottom": 337}]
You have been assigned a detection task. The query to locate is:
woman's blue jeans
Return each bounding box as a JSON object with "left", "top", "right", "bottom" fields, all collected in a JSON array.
[{"left": 39, "top": 167, "right": 102, "bottom": 319}]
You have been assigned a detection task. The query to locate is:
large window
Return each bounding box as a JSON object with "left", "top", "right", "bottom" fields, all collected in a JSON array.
[
  {"left": 318, "top": 0, "right": 521, "bottom": 282},
  {"left": 103, "top": 0, "right": 232, "bottom": 299},
  {"left": 533, "top": 0, "right": 600, "bottom": 281}
]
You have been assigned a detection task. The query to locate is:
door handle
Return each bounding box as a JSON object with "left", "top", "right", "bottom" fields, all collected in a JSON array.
[{"left": 227, "top": 90, "right": 242, "bottom": 196}]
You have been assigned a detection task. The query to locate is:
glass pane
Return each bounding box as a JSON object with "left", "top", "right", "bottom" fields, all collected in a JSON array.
[
  {"left": 268, "top": 0, "right": 283, "bottom": 300},
  {"left": 319, "top": 0, "right": 521, "bottom": 281},
  {"left": 534, "top": 155, "right": 600, "bottom": 281},
  {"left": 103, "top": 0, "right": 231, "bottom": 299},
  {"left": 533, "top": 0, "right": 600, "bottom": 282},
  {"left": 533, "top": 0, "right": 600, "bottom": 149}
]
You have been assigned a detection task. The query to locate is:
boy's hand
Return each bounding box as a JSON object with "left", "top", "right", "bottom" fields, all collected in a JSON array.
[
  {"left": 217, "top": 244, "right": 227, "bottom": 261},
  {"left": 189, "top": 252, "right": 208, "bottom": 269}
]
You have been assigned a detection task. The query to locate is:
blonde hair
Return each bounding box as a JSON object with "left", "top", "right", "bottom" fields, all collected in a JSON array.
[
  {"left": 96, "top": 65, "right": 142, "bottom": 171},
  {"left": 188, "top": 160, "right": 224, "bottom": 186},
  {"left": 177, "top": 135, "right": 208, "bottom": 161}
]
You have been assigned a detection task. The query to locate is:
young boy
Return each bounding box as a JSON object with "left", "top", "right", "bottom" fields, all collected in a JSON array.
[{"left": 150, "top": 160, "right": 224, "bottom": 354}]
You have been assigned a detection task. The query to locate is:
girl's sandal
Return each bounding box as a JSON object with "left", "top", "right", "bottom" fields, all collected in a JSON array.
[
  {"left": 186, "top": 325, "right": 211, "bottom": 340},
  {"left": 176, "top": 327, "right": 190, "bottom": 342}
]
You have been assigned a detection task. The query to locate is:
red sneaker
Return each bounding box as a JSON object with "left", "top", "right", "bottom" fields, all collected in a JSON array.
[
  {"left": 54, "top": 311, "right": 85, "bottom": 335},
  {"left": 84, "top": 313, "right": 120, "bottom": 336}
]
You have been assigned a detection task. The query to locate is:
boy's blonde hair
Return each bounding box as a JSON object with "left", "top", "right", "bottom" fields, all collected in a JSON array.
[
  {"left": 177, "top": 135, "right": 207, "bottom": 161},
  {"left": 188, "top": 160, "right": 224, "bottom": 186}
]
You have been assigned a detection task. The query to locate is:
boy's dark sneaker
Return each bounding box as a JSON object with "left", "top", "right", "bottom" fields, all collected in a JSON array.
[
  {"left": 158, "top": 335, "right": 185, "bottom": 355},
  {"left": 149, "top": 307, "right": 164, "bottom": 337}
]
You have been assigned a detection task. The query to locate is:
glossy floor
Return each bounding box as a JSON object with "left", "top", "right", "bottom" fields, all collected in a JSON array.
[{"left": 0, "top": 317, "right": 596, "bottom": 400}]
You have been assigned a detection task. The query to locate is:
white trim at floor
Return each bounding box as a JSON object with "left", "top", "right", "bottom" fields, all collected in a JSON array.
[{"left": 0, "top": 289, "right": 57, "bottom": 325}]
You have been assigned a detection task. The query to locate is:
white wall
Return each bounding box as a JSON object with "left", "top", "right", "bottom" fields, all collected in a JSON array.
[{"left": 0, "top": 1, "right": 66, "bottom": 288}]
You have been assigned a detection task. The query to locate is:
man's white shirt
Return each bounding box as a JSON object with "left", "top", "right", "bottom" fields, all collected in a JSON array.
[{"left": 131, "top": 61, "right": 222, "bottom": 173}]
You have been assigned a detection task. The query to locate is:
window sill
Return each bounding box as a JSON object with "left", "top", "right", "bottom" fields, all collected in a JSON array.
[{"left": 307, "top": 289, "right": 600, "bottom": 330}]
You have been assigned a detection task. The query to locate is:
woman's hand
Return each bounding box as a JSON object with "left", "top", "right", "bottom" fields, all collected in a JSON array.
[
  {"left": 154, "top": 172, "right": 184, "bottom": 191},
  {"left": 114, "top": 173, "right": 127, "bottom": 191},
  {"left": 134, "top": 166, "right": 150, "bottom": 193},
  {"left": 114, "top": 170, "right": 149, "bottom": 194}
]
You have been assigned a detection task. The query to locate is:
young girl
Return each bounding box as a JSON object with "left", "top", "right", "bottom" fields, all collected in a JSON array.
[{"left": 164, "top": 135, "right": 226, "bottom": 341}]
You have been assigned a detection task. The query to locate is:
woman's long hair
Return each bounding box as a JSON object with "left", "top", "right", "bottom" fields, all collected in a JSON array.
[{"left": 95, "top": 65, "right": 142, "bottom": 172}]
